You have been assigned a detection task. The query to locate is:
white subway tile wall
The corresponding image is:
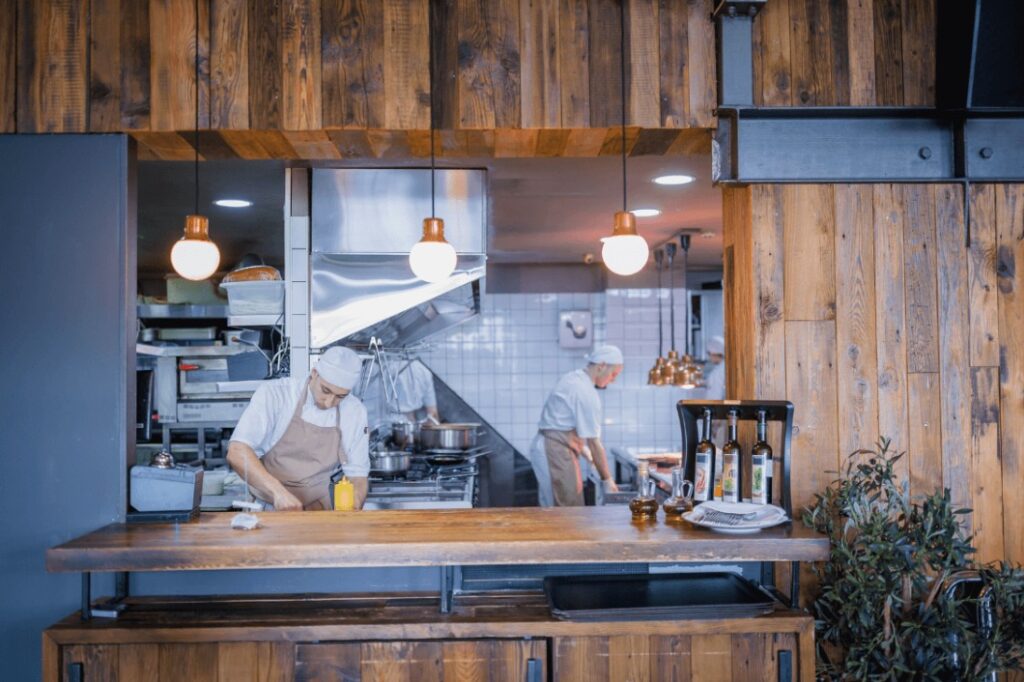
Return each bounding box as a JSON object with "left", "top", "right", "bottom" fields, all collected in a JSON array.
[{"left": 419, "top": 289, "right": 701, "bottom": 457}]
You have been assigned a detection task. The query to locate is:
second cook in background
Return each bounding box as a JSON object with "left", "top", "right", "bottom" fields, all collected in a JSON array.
[
  {"left": 362, "top": 359, "right": 440, "bottom": 429},
  {"left": 529, "top": 345, "right": 623, "bottom": 507},
  {"left": 226, "top": 347, "right": 370, "bottom": 511}
]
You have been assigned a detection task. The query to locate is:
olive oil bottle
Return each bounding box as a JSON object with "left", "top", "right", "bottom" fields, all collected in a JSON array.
[
  {"left": 693, "top": 408, "right": 716, "bottom": 502},
  {"left": 720, "top": 409, "right": 742, "bottom": 503},
  {"left": 750, "top": 410, "right": 773, "bottom": 505}
]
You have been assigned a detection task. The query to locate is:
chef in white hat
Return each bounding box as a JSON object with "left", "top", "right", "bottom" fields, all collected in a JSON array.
[
  {"left": 528, "top": 345, "right": 623, "bottom": 507},
  {"left": 227, "top": 346, "right": 370, "bottom": 511},
  {"left": 703, "top": 335, "right": 726, "bottom": 400}
]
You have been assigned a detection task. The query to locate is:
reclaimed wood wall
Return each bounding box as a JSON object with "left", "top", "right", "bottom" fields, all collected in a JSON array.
[
  {"left": 752, "top": 0, "right": 936, "bottom": 107},
  {"left": 723, "top": 183, "right": 1024, "bottom": 565},
  {"left": 0, "top": 0, "right": 716, "bottom": 159}
]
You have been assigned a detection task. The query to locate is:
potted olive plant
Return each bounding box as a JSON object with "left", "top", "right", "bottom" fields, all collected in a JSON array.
[{"left": 803, "top": 439, "right": 1024, "bottom": 680}]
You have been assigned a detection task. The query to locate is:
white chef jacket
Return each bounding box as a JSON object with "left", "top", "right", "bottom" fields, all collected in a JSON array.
[
  {"left": 537, "top": 368, "right": 602, "bottom": 439},
  {"left": 362, "top": 361, "right": 437, "bottom": 426},
  {"left": 702, "top": 361, "right": 725, "bottom": 400},
  {"left": 230, "top": 376, "right": 370, "bottom": 478}
]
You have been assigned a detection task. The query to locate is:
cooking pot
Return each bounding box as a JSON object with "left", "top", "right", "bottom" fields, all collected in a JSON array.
[
  {"left": 370, "top": 450, "right": 411, "bottom": 476},
  {"left": 389, "top": 421, "right": 418, "bottom": 450},
  {"left": 419, "top": 423, "right": 481, "bottom": 451}
]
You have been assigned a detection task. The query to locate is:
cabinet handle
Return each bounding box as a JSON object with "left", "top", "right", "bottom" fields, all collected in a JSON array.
[
  {"left": 66, "top": 662, "right": 83, "bottom": 682},
  {"left": 777, "top": 649, "right": 792, "bottom": 682},
  {"left": 526, "top": 657, "right": 541, "bottom": 682}
]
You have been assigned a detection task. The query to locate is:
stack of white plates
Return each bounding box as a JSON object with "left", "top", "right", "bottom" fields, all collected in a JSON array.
[{"left": 683, "top": 501, "right": 789, "bottom": 534}]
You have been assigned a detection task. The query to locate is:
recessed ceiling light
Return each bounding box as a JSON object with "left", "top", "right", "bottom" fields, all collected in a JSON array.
[
  {"left": 214, "top": 199, "right": 252, "bottom": 208},
  {"left": 701, "top": 230, "right": 716, "bottom": 239},
  {"left": 629, "top": 208, "right": 661, "bottom": 218},
  {"left": 653, "top": 174, "right": 695, "bottom": 186}
]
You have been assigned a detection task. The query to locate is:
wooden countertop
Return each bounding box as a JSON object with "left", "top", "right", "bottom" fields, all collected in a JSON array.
[{"left": 47, "top": 507, "right": 829, "bottom": 573}]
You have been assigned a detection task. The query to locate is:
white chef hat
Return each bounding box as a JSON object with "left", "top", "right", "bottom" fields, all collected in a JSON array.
[
  {"left": 314, "top": 346, "right": 363, "bottom": 389},
  {"left": 707, "top": 335, "right": 725, "bottom": 355},
  {"left": 586, "top": 344, "right": 624, "bottom": 366}
]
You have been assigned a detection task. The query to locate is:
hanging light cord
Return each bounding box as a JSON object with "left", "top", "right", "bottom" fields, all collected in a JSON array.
[
  {"left": 656, "top": 255, "right": 664, "bottom": 356},
  {"left": 667, "top": 247, "right": 676, "bottom": 350},
  {"left": 619, "top": 0, "right": 627, "bottom": 212},
  {"left": 193, "top": 0, "right": 200, "bottom": 216},
  {"left": 681, "top": 237, "right": 690, "bottom": 356},
  {"left": 428, "top": 5, "right": 436, "bottom": 219}
]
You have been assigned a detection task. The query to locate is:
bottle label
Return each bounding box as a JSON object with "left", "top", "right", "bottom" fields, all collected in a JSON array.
[
  {"left": 722, "top": 453, "right": 738, "bottom": 501},
  {"left": 694, "top": 453, "right": 710, "bottom": 502},
  {"left": 751, "top": 454, "right": 766, "bottom": 503}
]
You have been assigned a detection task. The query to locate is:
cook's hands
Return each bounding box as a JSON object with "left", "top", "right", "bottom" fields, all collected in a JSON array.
[
  {"left": 602, "top": 478, "right": 620, "bottom": 494},
  {"left": 273, "top": 488, "right": 303, "bottom": 511}
]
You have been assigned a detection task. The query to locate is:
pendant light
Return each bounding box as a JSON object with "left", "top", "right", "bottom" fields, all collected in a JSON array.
[
  {"left": 674, "top": 234, "right": 704, "bottom": 388},
  {"left": 170, "top": 0, "right": 220, "bottom": 281},
  {"left": 409, "top": 15, "right": 457, "bottom": 283},
  {"left": 600, "top": 0, "right": 649, "bottom": 276},
  {"left": 647, "top": 249, "right": 666, "bottom": 385},
  {"left": 659, "top": 243, "right": 679, "bottom": 384}
]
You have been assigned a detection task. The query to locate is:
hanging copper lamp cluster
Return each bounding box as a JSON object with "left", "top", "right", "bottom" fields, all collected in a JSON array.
[{"left": 647, "top": 236, "right": 704, "bottom": 389}]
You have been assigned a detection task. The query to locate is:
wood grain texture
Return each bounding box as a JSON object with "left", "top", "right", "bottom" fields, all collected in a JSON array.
[
  {"left": 753, "top": 0, "right": 792, "bottom": 105},
  {"left": 996, "top": 185, "right": 1024, "bottom": 563},
  {"left": 88, "top": 0, "right": 121, "bottom": 132},
  {"left": 61, "top": 644, "right": 118, "bottom": 681},
  {"left": 587, "top": 0, "right": 620, "bottom": 128},
  {"left": 557, "top": 0, "right": 589, "bottom": 127},
  {"left": 160, "top": 642, "right": 219, "bottom": 682},
  {"left": 520, "top": 0, "right": 560, "bottom": 128},
  {"left": 789, "top": 0, "right": 834, "bottom": 105},
  {"left": 321, "top": 0, "right": 382, "bottom": 128},
  {"left": 901, "top": 184, "right": 940, "bottom": 373},
  {"left": 118, "top": 644, "right": 159, "bottom": 680},
  {"left": 934, "top": 185, "right": 973, "bottom": 522},
  {"left": 120, "top": 0, "right": 151, "bottom": 129},
  {"left": 723, "top": 186, "right": 755, "bottom": 400},
  {"left": 970, "top": 366, "right": 1004, "bottom": 564},
  {"left": 457, "top": 0, "right": 521, "bottom": 129},
  {"left": 47, "top": 507, "right": 829, "bottom": 573},
  {"left": 281, "top": 0, "right": 321, "bottom": 130},
  {"left": 17, "top": 0, "right": 88, "bottom": 132},
  {"left": 783, "top": 185, "right": 836, "bottom": 321},
  {"left": 248, "top": 0, "right": 282, "bottom": 128},
  {"left": 383, "top": 0, "right": 430, "bottom": 130},
  {"left": 0, "top": 1, "right": 15, "bottom": 131},
  {"left": 969, "top": 184, "right": 1000, "bottom": 367},
  {"left": 872, "top": 0, "right": 904, "bottom": 106},
  {"left": 845, "top": 0, "right": 876, "bottom": 105},
  {"left": 873, "top": 184, "right": 911, "bottom": 463},
  {"left": 210, "top": 0, "right": 249, "bottom": 129},
  {"left": 626, "top": 0, "right": 660, "bottom": 127},
  {"left": 907, "top": 372, "right": 942, "bottom": 496},
  {"left": 658, "top": 0, "right": 689, "bottom": 127},
  {"left": 150, "top": 0, "right": 208, "bottom": 131},
  {"left": 685, "top": 0, "right": 715, "bottom": 127},
  {"left": 899, "top": 0, "right": 934, "bottom": 106},
  {"left": 691, "top": 634, "right": 732, "bottom": 682},
  {"left": 833, "top": 185, "right": 879, "bottom": 460}
]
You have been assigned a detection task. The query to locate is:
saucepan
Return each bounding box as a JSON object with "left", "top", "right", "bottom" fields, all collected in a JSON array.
[
  {"left": 370, "top": 450, "right": 411, "bottom": 476},
  {"left": 389, "top": 421, "right": 418, "bottom": 450},
  {"left": 419, "top": 423, "right": 481, "bottom": 451}
]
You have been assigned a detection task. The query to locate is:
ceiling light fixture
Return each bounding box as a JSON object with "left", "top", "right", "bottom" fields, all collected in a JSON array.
[
  {"left": 600, "top": 0, "right": 649, "bottom": 277},
  {"left": 410, "top": 13, "right": 457, "bottom": 284},
  {"left": 213, "top": 199, "right": 252, "bottom": 208},
  {"left": 170, "top": 0, "right": 219, "bottom": 282},
  {"left": 653, "top": 174, "right": 695, "bottom": 186},
  {"left": 630, "top": 208, "right": 661, "bottom": 218}
]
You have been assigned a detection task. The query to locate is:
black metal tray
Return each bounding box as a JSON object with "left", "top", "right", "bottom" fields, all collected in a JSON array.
[{"left": 544, "top": 572, "right": 775, "bottom": 622}]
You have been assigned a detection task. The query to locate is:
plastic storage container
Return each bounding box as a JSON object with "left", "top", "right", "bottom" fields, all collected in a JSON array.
[{"left": 219, "top": 281, "right": 285, "bottom": 315}]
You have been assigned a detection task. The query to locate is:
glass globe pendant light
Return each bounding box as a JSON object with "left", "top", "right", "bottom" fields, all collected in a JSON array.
[
  {"left": 601, "top": 0, "right": 649, "bottom": 277},
  {"left": 410, "top": 14, "right": 457, "bottom": 283},
  {"left": 171, "top": 0, "right": 219, "bottom": 281}
]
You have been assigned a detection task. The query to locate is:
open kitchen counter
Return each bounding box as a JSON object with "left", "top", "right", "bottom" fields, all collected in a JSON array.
[{"left": 47, "top": 506, "right": 828, "bottom": 573}]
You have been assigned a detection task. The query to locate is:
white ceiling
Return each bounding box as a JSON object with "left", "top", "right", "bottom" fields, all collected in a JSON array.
[{"left": 137, "top": 154, "right": 722, "bottom": 274}]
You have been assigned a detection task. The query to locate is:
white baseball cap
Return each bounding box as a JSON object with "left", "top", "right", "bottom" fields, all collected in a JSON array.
[
  {"left": 314, "top": 347, "right": 363, "bottom": 389},
  {"left": 586, "top": 344, "right": 624, "bottom": 366},
  {"left": 707, "top": 335, "right": 725, "bottom": 355}
]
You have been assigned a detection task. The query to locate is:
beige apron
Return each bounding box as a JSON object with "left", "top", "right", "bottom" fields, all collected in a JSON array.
[
  {"left": 259, "top": 379, "right": 348, "bottom": 511},
  {"left": 541, "top": 429, "right": 584, "bottom": 507}
]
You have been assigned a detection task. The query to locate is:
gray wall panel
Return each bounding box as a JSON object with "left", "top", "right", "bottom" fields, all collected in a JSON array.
[{"left": 0, "top": 135, "right": 133, "bottom": 680}]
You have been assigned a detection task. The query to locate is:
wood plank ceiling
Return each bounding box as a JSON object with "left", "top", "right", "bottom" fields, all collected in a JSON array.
[{"left": 1, "top": 0, "right": 716, "bottom": 160}]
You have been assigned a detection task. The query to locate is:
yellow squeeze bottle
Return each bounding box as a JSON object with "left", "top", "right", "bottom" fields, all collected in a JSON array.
[{"left": 334, "top": 476, "right": 355, "bottom": 511}]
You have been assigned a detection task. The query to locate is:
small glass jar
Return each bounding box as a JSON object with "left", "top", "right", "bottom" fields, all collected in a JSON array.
[
  {"left": 662, "top": 467, "right": 694, "bottom": 519},
  {"left": 630, "top": 463, "right": 659, "bottom": 520}
]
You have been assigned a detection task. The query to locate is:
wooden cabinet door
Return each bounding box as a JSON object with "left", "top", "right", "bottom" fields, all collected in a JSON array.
[
  {"left": 554, "top": 633, "right": 802, "bottom": 682},
  {"left": 58, "top": 642, "right": 294, "bottom": 681},
  {"left": 295, "top": 639, "right": 546, "bottom": 682}
]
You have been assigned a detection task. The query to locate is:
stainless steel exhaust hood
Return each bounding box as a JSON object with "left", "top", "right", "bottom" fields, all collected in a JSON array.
[{"left": 310, "top": 169, "right": 487, "bottom": 349}]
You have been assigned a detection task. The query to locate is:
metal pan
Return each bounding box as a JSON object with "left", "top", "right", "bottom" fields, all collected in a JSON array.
[
  {"left": 419, "top": 423, "right": 481, "bottom": 451},
  {"left": 370, "top": 450, "right": 411, "bottom": 476}
]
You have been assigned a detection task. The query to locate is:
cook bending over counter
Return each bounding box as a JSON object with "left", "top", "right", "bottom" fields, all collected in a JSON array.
[
  {"left": 529, "top": 345, "right": 623, "bottom": 507},
  {"left": 227, "top": 347, "right": 370, "bottom": 511}
]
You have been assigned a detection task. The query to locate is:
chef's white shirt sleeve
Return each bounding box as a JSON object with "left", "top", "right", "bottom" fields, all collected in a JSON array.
[
  {"left": 229, "top": 382, "right": 277, "bottom": 456},
  {"left": 341, "top": 400, "right": 371, "bottom": 478},
  {"left": 573, "top": 389, "right": 601, "bottom": 440}
]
